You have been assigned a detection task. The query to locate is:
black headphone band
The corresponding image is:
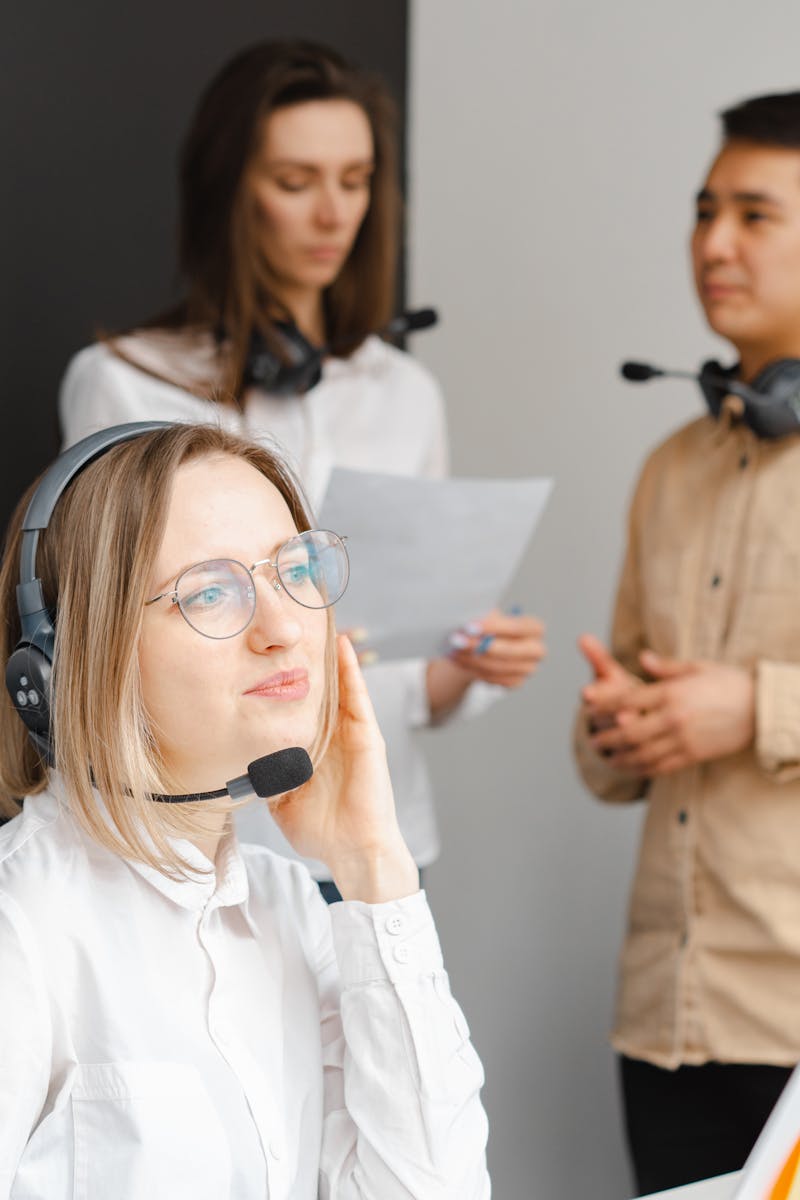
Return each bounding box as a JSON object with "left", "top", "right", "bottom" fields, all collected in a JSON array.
[{"left": 7, "top": 422, "right": 172, "bottom": 761}]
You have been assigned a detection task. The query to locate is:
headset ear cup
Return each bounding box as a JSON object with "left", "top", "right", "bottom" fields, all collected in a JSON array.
[
  {"left": 5, "top": 643, "right": 53, "bottom": 744},
  {"left": 699, "top": 359, "right": 733, "bottom": 418},
  {"left": 244, "top": 323, "right": 323, "bottom": 395}
]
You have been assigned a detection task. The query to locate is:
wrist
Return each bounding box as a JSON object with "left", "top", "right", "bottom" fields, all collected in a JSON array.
[
  {"left": 427, "top": 657, "right": 473, "bottom": 721},
  {"left": 331, "top": 842, "right": 419, "bottom": 903}
]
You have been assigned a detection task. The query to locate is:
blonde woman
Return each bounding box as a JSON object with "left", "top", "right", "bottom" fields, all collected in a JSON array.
[{"left": 0, "top": 423, "right": 489, "bottom": 1199}]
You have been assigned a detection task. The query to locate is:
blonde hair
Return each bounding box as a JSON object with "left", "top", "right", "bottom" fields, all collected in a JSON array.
[{"left": 0, "top": 424, "right": 338, "bottom": 876}]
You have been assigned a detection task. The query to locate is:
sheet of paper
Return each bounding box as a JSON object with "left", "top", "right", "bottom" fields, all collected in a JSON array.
[{"left": 318, "top": 468, "right": 553, "bottom": 661}]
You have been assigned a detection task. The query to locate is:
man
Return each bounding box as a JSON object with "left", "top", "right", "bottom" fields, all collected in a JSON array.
[{"left": 575, "top": 91, "right": 800, "bottom": 1196}]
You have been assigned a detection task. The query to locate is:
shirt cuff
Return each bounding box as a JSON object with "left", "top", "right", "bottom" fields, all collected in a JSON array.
[
  {"left": 756, "top": 660, "right": 800, "bottom": 777},
  {"left": 329, "top": 890, "right": 444, "bottom": 988}
]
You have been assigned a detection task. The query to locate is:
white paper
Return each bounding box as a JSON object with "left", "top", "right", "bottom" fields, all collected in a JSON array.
[{"left": 318, "top": 468, "right": 553, "bottom": 661}]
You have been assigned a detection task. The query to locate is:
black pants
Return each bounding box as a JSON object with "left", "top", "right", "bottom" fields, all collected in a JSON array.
[
  {"left": 317, "top": 869, "right": 424, "bottom": 906},
  {"left": 620, "top": 1055, "right": 792, "bottom": 1195}
]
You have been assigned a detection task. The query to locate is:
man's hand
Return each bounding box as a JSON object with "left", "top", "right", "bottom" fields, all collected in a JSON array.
[
  {"left": 579, "top": 634, "right": 645, "bottom": 720},
  {"left": 588, "top": 649, "right": 755, "bottom": 775}
]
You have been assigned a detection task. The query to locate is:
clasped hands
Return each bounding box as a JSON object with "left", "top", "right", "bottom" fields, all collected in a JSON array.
[{"left": 578, "top": 633, "right": 755, "bottom": 776}]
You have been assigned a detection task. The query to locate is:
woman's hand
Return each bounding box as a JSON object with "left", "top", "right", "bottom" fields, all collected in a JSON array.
[
  {"left": 269, "top": 635, "right": 418, "bottom": 902},
  {"left": 427, "top": 608, "right": 546, "bottom": 719}
]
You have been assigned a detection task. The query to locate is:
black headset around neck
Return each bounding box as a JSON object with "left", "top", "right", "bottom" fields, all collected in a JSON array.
[
  {"left": 698, "top": 357, "right": 800, "bottom": 438},
  {"left": 621, "top": 356, "right": 800, "bottom": 440},
  {"left": 5, "top": 422, "right": 170, "bottom": 763},
  {"left": 240, "top": 307, "right": 439, "bottom": 396}
]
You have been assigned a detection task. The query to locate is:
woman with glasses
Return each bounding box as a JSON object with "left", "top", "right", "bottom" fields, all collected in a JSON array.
[
  {"left": 58, "top": 40, "right": 545, "bottom": 897},
  {"left": 0, "top": 422, "right": 490, "bottom": 1198}
]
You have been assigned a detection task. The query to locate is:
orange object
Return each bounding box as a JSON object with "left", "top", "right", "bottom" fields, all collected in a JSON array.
[{"left": 769, "top": 1136, "right": 800, "bottom": 1199}]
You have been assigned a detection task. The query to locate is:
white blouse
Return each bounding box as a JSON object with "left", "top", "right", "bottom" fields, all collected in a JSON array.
[
  {"left": 0, "top": 780, "right": 490, "bottom": 1199},
  {"left": 58, "top": 336, "right": 499, "bottom": 873}
]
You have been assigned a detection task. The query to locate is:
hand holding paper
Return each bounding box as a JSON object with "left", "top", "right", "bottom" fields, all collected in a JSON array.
[{"left": 319, "top": 468, "right": 553, "bottom": 662}]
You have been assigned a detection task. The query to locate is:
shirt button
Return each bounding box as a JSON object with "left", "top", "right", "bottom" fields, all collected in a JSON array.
[
  {"left": 393, "top": 945, "right": 410, "bottom": 964},
  {"left": 385, "top": 915, "right": 405, "bottom": 936}
]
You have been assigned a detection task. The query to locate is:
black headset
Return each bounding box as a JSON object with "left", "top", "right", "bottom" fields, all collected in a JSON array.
[
  {"left": 698, "top": 358, "right": 800, "bottom": 439},
  {"left": 241, "top": 307, "right": 439, "bottom": 396},
  {"left": 243, "top": 320, "right": 327, "bottom": 395},
  {"left": 621, "top": 357, "right": 800, "bottom": 440},
  {"left": 5, "top": 422, "right": 170, "bottom": 763}
]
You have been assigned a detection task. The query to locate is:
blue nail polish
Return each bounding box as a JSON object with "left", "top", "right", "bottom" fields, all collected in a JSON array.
[
  {"left": 508, "top": 604, "right": 523, "bottom": 615},
  {"left": 476, "top": 634, "right": 494, "bottom": 655}
]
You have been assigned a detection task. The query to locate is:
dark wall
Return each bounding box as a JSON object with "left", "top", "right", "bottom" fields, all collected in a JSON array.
[{"left": 0, "top": 1, "right": 407, "bottom": 530}]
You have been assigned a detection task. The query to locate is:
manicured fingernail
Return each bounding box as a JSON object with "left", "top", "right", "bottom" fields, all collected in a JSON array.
[
  {"left": 348, "top": 627, "right": 368, "bottom": 644},
  {"left": 360, "top": 649, "right": 379, "bottom": 665},
  {"left": 449, "top": 631, "right": 471, "bottom": 649},
  {"left": 476, "top": 635, "right": 494, "bottom": 655},
  {"left": 464, "top": 621, "right": 483, "bottom": 636}
]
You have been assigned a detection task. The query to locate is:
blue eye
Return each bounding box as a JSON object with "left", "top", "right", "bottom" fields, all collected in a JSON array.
[
  {"left": 183, "top": 584, "right": 228, "bottom": 610},
  {"left": 282, "top": 563, "right": 312, "bottom": 586}
]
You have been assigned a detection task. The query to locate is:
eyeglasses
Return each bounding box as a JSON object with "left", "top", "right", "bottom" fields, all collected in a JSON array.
[{"left": 144, "top": 529, "right": 349, "bottom": 640}]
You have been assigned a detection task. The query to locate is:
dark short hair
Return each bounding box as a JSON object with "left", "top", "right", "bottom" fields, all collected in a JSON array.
[{"left": 721, "top": 91, "right": 800, "bottom": 149}]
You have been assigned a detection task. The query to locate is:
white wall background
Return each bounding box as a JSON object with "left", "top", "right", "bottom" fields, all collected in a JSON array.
[{"left": 407, "top": 4, "right": 800, "bottom": 1197}]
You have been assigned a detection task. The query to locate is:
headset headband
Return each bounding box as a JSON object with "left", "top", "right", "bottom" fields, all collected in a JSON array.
[{"left": 8, "top": 421, "right": 172, "bottom": 761}]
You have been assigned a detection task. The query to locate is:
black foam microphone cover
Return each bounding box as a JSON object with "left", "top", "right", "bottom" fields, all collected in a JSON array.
[
  {"left": 247, "top": 747, "right": 313, "bottom": 798},
  {"left": 384, "top": 307, "right": 439, "bottom": 337},
  {"left": 620, "top": 361, "right": 663, "bottom": 382},
  {"left": 151, "top": 746, "right": 313, "bottom": 803}
]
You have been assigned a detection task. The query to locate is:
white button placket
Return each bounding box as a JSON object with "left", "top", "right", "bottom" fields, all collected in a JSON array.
[{"left": 200, "top": 900, "right": 291, "bottom": 1199}]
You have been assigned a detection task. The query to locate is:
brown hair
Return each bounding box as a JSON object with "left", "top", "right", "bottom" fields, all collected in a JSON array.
[
  {"left": 119, "top": 40, "right": 400, "bottom": 401},
  {"left": 0, "top": 424, "right": 338, "bottom": 876}
]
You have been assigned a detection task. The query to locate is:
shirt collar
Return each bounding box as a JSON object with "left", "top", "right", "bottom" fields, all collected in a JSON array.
[{"left": 126, "top": 829, "right": 250, "bottom": 913}]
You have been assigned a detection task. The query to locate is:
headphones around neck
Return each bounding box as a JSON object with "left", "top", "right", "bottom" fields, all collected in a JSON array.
[
  {"left": 241, "top": 307, "right": 439, "bottom": 397},
  {"left": 243, "top": 321, "right": 325, "bottom": 396},
  {"left": 621, "top": 355, "right": 800, "bottom": 440},
  {"left": 5, "top": 422, "right": 170, "bottom": 763},
  {"left": 699, "top": 357, "right": 800, "bottom": 439}
]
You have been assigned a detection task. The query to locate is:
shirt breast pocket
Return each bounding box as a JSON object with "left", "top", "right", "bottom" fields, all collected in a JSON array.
[{"left": 71, "top": 1062, "right": 231, "bottom": 1200}]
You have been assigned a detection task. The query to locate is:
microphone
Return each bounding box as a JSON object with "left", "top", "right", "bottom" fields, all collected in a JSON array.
[
  {"left": 383, "top": 307, "right": 439, "bottom": 337},
  {"left": 151, "top": 746, "right": 313, "bottom": 804},
  {"left": 620, "top": 359, "right": 756, "bottom": 405},
  {"left": 227, "top": 747, "right": 313, "bottom": 801},
  {"left": 329, "top": 306, "right": 439, "bottom": 352}
]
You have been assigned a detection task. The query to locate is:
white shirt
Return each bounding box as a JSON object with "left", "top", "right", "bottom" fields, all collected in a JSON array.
[
  {"left": 0, "top": 780, "right": 490, "bottom": 1200},
  {"left": 59, "top": 336, "right": 499, "bottom": 873}
]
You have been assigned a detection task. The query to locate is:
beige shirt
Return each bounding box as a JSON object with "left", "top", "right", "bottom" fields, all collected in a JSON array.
[{"left": 575, "top": 412, "right": 800, "bottom": 1070}]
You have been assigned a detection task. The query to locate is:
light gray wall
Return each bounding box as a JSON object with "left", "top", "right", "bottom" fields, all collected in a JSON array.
[{"left": 407, "top": 3, "right": 800, "bottom": 1197}]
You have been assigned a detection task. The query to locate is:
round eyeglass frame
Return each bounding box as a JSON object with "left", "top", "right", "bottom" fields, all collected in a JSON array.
[{"left": 144, "top": 529, "right": 349, "bottom": 640}]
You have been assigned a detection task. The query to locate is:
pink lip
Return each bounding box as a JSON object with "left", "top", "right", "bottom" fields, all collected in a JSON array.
[
  {"left": 306, "top": 245, "right": 345, "bottom": 260},
  {"left": 702, "top": 280, "right": 745, "bottom": 299},
  {"left": 245, "top": 669, "right": 310, "bottom": 701}
]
